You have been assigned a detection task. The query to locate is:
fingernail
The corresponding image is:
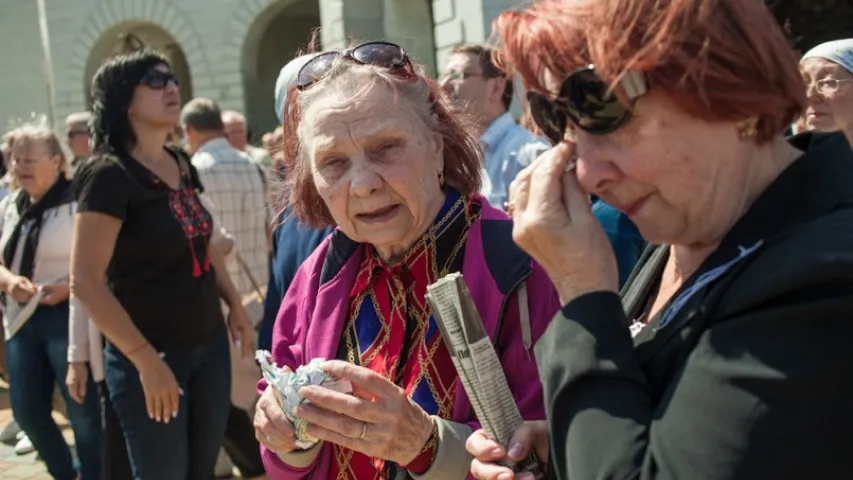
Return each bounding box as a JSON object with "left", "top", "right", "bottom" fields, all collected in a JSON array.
[
  {"left": 490, "top": 447, "right": 505, "bottom": 458},
  {"left": 148, "top": 413, "right": 153, "bottom": 419},
  {"left": 172, "top": 411, "right": 178, "bottom": 418},
  {"left": 179, "top": 388, "right": 185, "bottom": 396},
  {"left": 498, "top": 473, "right": 513, "bottom": 480},
  {"left": 508, "top": 442, "right": 524, "bottom": 459}
]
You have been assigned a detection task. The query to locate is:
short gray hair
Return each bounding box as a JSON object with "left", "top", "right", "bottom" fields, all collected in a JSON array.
[
  {"left": 65, "top": 111, "right": 92, "bottom": 134},
  {"left": 181, "top": 98, "right": 224, "bottom": 133}
]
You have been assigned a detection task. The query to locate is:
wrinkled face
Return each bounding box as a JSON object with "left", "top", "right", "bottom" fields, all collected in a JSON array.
[
  {"left": 128, "top": 64, "right": 181, "bottom": 129},
  {"left": 224, "top": 118, "right": 248, "bottom": 150},
  {"left": 11, "top": 139, "right": 61, "bottom": 198},
  {"left": 801, "top": 57, "right": 853, "bottom": 133},
  {"left": 300, "top": 80, "right": 446, "bottom": 259},
  {"left": 440, "top": 53, "right": 498, "bottom": 116},
  {"left": 542, "top": 72, "right": 754, "bottom": 246}
]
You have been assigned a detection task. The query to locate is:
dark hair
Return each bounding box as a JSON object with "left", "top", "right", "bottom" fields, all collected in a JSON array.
[
  {"left": 89, "top": 48, "right": 171, "bottom": 154},
  {"left": 181, "top": 98, "right": 224, "bottom": 133},
  {"left": 451, "top": 43, "right": 514, "bottom": 111}
]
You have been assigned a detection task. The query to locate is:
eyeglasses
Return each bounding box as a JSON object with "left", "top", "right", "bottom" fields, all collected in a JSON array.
[
  {"left": 296, "top": 42, "right": 410, "bottom": 90},
  {"left": 140, "top": 70, "right": 180, "bottom": 89},
  {"left": 527, "top": 65, "right": 648, "bottom": 144},
  {"left": 813, "top": 78, "right": 853, "bottom": 95}
]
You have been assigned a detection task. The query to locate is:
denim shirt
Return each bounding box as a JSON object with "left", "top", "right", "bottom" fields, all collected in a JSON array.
[
  {"left": 592, "top": 198, "right": 646, "bottom": 287},
  {"left": 481, "top": 112, "right": 550, "bottom": 208}
]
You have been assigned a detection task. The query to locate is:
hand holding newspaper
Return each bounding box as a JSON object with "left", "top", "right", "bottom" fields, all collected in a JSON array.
[{"left": 426, "top": 273, "right": 546, "bottom": 479}]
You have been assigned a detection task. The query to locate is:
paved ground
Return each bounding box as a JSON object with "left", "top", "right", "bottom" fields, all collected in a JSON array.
[{"left": 0, "top": 379, "right": 255, "bottom": 479}]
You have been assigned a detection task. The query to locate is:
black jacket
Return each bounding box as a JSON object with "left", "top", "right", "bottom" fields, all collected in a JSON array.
[{"left": 535, "top": 132, "right": 853, "bottom": 479}]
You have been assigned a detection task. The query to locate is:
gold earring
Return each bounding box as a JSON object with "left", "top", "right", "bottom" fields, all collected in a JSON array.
[
  {"left": 438, "top": 170, "right": 445, "bottom": 187},
  {"left": 737, "top": 118, "right": 758, "bottom": 139}
]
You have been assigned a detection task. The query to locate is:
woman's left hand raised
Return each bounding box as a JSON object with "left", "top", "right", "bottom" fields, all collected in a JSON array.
[
  {"left": 227, "top": 304, "right": 255, "bottom": 360},
  {"left": 509, "top": 142, "right": 619, "bottom": 304},
  {"left": 296, "top": 360, "right": 434, "bottom": 465}
]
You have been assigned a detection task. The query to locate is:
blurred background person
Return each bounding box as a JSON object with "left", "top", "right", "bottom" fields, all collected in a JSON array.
[
  {"left": 181, "top": 96, "right": 269, "bottom": 480},
  {"left": 1, "top": 122, "right": 101, "bottom": 480},
  {"left": 800, "top": 39, "right": 853, "bottom": 144},
  {"left": 64, "top": 112, "right": 92, "bottom": 176},
  {"left": 258, "top": 53, "right": 333, "bottom": 352},
  {"left": 222, "top": 110, "right": 272, "bottom": 168},
  {"left": 439, "top": 43, "right": 546, "bottom": 209}
]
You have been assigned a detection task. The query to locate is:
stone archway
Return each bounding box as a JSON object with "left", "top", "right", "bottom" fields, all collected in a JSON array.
[
  {"left": 83, "top": 23, "right": 195, "bottom": 108},
  {"left": 57, "top": 0, "right": 207, "bottom": 123},
  {"left": 239, "top": 0, "right": 322, "bottom": 136}
]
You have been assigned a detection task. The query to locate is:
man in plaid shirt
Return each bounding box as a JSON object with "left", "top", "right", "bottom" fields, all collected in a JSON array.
[{"left": 181, "top": 97, "right": 270, "bottom": 478}]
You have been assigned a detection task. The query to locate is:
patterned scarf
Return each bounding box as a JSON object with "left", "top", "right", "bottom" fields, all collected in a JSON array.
[{"left": 331, "top": 190, "right": 480, "bottom": 479}]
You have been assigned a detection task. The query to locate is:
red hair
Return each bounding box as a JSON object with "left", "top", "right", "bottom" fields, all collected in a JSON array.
[
  {"left": 280, "top": 46, "right": 483, "bottom": 228},
  {"left": 492, "top": 0, "right": 806, "bottom": 142}
]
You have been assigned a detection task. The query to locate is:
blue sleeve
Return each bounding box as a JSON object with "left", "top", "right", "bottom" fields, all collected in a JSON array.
[
  {"left": 259, "top": 222, "right": 286, "bottom": 351},
  {"left": 592, "top": 201, "right": 646, "bottom": 287}
]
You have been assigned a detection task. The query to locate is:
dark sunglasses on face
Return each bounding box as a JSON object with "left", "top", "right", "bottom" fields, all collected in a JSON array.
[
  {"left": 296, "top": 42, "right": 410, "bottom": 90},
  {"left": 140, "top": 70, "right": 180, "bottom": 89},
  {"left": 527, "top": 65, "right": 648, "bottom": 144}
]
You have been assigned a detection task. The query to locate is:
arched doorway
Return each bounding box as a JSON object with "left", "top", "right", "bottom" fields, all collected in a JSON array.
[
  {"left": 242, "top": 0, "right": 322, "bottom": 136},
  {"left": 383, "top": 0, "right": 437, "bottom": 76},
  {"left": 84, "top": 22, "right": 193, "bottom": 108}
]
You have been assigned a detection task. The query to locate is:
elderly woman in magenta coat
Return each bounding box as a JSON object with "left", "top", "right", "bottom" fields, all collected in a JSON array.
[{"left": 253, "top": 41, "right": 560, "bottom": 479}]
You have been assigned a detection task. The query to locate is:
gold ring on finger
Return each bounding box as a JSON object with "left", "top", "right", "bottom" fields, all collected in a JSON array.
[{"left": 504, "top": 201, "right": 515, "bottom": 217}]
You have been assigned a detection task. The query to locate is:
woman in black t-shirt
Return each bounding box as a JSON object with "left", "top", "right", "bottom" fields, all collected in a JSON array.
[{"left": 70, "top": 49, "right": 255, "bottom": 479}]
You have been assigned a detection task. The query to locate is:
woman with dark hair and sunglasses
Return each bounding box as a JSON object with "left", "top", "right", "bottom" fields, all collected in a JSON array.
[
  {"left": 70, "top": 49, "right": 255, "bottom": 479},
  {"left": 252, "top": 41, "right": 560, "bottom": 479},
  {"left": 465, "top": 1, "right": 853, "bottom": 479}
]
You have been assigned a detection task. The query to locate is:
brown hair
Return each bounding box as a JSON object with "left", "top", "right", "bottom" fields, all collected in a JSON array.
[
  {"left": 451, "top": 43, "right": 514, "bottom": 111},
  {"left": 492, "top": 0, "right": 806, "bottom": 143},
  {"left": 281, "top": 46, "right": 483, "bottom": 228}
]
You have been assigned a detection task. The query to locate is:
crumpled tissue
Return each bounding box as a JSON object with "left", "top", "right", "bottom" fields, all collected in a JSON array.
[{"left": 256, "top": 351, "right": 353, "bottom": 449}]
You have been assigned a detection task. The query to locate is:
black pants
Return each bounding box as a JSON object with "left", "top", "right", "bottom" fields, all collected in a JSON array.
[
  {"left": 99, "top": 381, "right": 132, "bottom": 480},
  {"left": 99, "top": 381, "right": 264, "bottom": 478}
]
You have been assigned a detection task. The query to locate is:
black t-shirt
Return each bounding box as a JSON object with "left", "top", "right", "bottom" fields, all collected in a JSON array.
[{"left": 75, "top": 147, "right": 224, "bottom": 351}]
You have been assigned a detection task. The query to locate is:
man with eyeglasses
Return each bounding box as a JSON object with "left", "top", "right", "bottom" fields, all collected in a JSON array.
[
  {"left": 440, "top": 43, "right": 547, "bottom": 209},
  {"left": 440, "top": 44, "right": 645, "bottom": 286},
  {"left": 65, "top": 112, "right": 92, "bottom": 175}
]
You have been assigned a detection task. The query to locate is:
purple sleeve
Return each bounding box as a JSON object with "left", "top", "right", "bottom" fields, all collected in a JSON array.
[{"left": 256, "top": 263, "right": 316, "bottom": 478}]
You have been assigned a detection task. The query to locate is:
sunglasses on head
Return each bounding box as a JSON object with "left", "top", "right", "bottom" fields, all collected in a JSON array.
[
  {"left": 140, "top": 70, "right": 180, "bottom": 89},
  {"left": 527, "top": 65, "right": 648, "bottom": 144},
  {"left": 296, "top": 42, "right": 410, "bottom": 90}
]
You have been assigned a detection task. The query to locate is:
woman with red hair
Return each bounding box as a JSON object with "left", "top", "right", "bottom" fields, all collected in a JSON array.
[{"left": 466, "top": 1, "right": 853, "bottom": 479}]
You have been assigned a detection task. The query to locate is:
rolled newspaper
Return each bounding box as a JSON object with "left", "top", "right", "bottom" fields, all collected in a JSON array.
[
  {"left": 426, "top": 273, "right": 546, "bottom": 479},
  {"left": 255, "top": 352, "right": 353, "bottom": 449}
]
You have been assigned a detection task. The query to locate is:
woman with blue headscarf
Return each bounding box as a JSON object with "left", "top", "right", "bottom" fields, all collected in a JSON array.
[{"left": 801, "top": 39, "right": 853, "bottom": 144}]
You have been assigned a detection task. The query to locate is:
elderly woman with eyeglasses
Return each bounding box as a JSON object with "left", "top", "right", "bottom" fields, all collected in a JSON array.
[
  {"left": 800, "top": 39, "right": 853, "bottom": 144},
  {"left": 252, "top": 42, "right": 560, "bottom": 479},
  {"left": 464, "top": 1, "right": 853, "bottom": 479}
]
